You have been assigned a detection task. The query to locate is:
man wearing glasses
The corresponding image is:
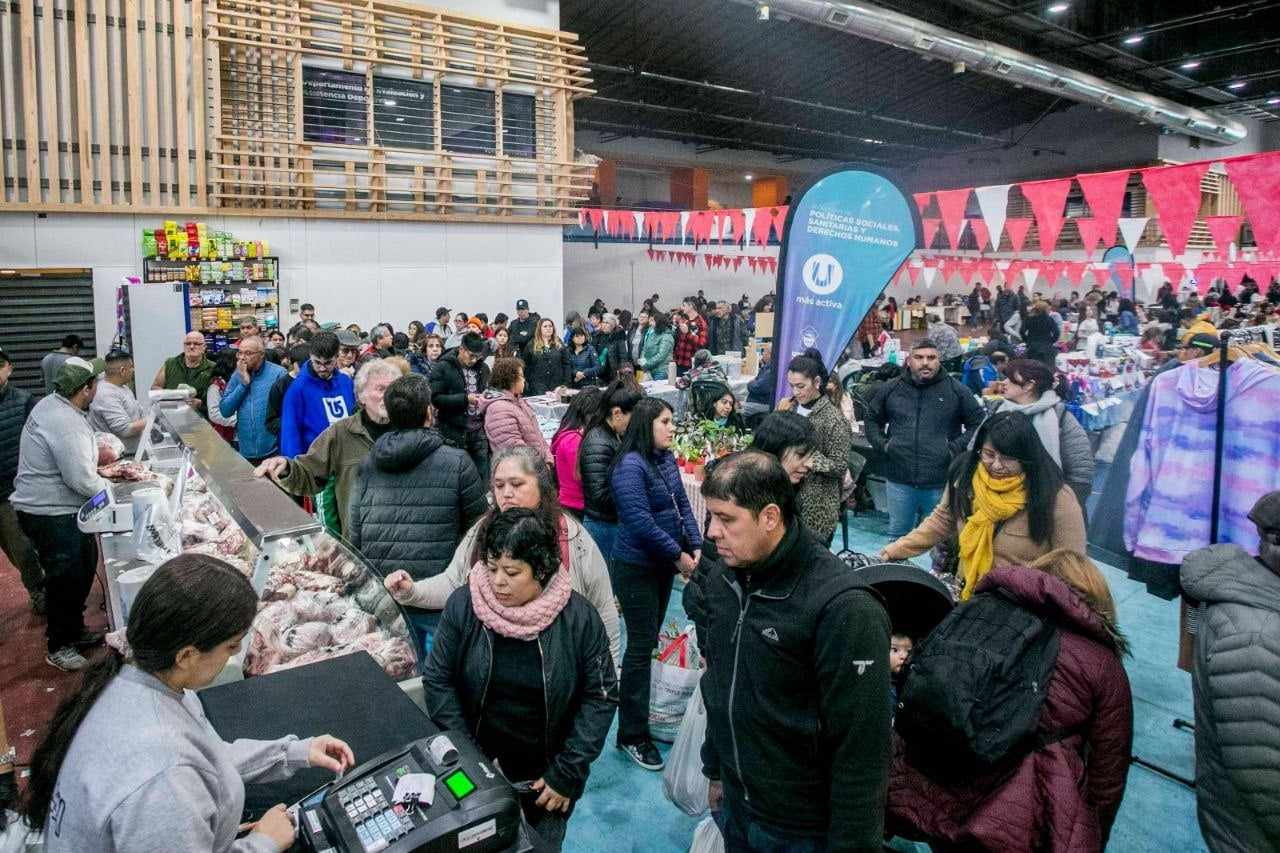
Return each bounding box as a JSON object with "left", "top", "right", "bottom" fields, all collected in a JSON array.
[
  {"left": 279, "top": 331, "right": 354, "bottom": 460},
  {"left": 151, "top": 331, "right": 215, "bottom": 413}
]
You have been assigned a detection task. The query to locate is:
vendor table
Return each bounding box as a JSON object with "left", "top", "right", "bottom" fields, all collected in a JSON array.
[
  {"left": 1070, "top": 389, "right": 1142, "bottom": 432},
  {"left": 680, "top": 472, "right": 706, "bottom": 527},
  {"left": 201, "top": 651, "right": 436, "bottom": 815}
]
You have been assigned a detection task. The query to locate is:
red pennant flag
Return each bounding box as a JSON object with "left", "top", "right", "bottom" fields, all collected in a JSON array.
[
  {"left": 907, "top": 265, "right": 922, "bottom": 287},
  {"left": 921, "top": 218, "right": 942, "bottom": 249},
  {"left": 1142, "top": 161, "right": 1209, "bottom": 257},
  {"left": 1064, "top": 261, "right": 1086, "bottom": 288},
  {"left": 1223, "top": 263, "right": 1248, "bottom": 291},
  {"left": 1004, "top": 218, "right": 1032, "bottom": 254},
  {"left": 714, "top": 255, "right": 725, "bottom": 269},
  {"left": 1019, "top": 178, "right": 1073, "bottom": 257},
  {"left": 1113, "top": 263, "right": 1134, "bottom": 289},
  {"left": 1074, "top": 218, "right": 1106, "bottom": 260},
  {"left": 643, "top": 211, "right": 661, "bottom": 240},
  {"left": 913, "top": 192, "right": 933, "bottom": 217},
  {"left": 725, "top": 209, "right": 746, "bottom": 244},
  {"left": 968, "top": 218, "right": 990, "bottom": 252},
  {"left": 1089, "top": 265, "right": 1111, "bottom": 289},
  {"left": 1005, "top": 260, "right": 1025, "bottom": 285},
  {"left": 748, "top": 257, "right": 758, "bottom": 272},
  {"left": 1041, "top": 261, "right": 1062, "bottom": 288},
  {"left": 733, "top": 256, "right": 744, "bottom": 271},
  {"left": 663, "top": 212, "right": 681, "bottom": 242},
  {"left": 1163, "top": 261, "right": 1186, "bottom": 288},
  {"left": 587, "top": 208, "right": 603, "bottom": 232},
  {"left": 1204, "top": 214, "right": 1244, "bottom": 256},
  {"left": 1224, "top": 152, "right": 1280, "bottom": 255},
  {"left": 935, "top": 188, "right": 972, "bottom": 251},
  {"left": 751, "top": 207, "right": 776, "bottom": 245},
  {"left": 646, "top": 248, "right": 655, "bottom": 260},
  {"left": 1074, "top": 169, "right": 1130, "bottom": 246},
  {"left": 767, "top": 257, "right": 778, "bottom": 274},
  {"left": 688, "top": 211, "right": 713, "bottom": 244},
  {"left": 703, "top": 254, "right": 713, "bottom": 270},
  {"left": 977, "top": 259, "right": 997, "bottom": 283}
]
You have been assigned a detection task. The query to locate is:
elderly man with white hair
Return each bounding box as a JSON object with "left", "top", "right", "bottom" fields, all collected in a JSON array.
[{"left": 255, "top": 357, "right": 405, "bottom": 537}]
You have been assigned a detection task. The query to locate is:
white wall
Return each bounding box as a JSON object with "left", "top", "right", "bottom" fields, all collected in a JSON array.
[
  {"left": 563, "top": 241, "right": 778, "bottom": 315},
  {"left": 0, "top": 212, "right": 564, "bottom": 354},
  {"left": 424, "top": 0, "right": 558, "bottom": 30}
]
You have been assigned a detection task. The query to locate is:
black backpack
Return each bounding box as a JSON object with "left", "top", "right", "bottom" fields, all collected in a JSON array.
[{"left": 895, "top": 589, "right": 1060, "bottom": 781}]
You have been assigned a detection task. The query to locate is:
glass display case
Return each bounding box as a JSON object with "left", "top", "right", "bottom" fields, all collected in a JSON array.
[{"left": 89, "top": 401, "right": 418, "bottom": 684}]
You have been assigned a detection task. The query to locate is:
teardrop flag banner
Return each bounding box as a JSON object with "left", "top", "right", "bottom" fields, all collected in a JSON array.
[{"left": 773, "top": 167, "right": 917, "bottom": 401}]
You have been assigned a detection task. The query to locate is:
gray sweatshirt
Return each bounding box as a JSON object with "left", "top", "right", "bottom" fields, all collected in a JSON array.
[
  {"left": 89, "top": 380, "right": 146, "bottom": 453},
  {"left": 45, "top": 665, "right": 313, "bottom": 853},
  {"left": 10, "top": 393, "right": 108, "bottom": 516}
]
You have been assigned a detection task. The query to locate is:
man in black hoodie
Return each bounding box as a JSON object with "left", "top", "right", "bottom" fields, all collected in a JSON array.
[
  {"left": 699, "top": 451, "right": 890, "bottom": 851},
  {"left": 347, "top": 374, "right": 487, "bottom": 652},
  {"left": 428, "top": 333, "right": 491, "bottom": 480},
  {"left": 866, "top": 338, "right": 984, "bottom": 538},
  {"left": 507, "top": 299, "right": 539, "bottom": 352}
]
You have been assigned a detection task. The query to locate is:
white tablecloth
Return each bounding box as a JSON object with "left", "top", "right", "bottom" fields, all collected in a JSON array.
[
  {"left": 644, "top": 375, "right": 753, "bottom": 417},
  {"left": 681, "top": 472, "right": 706, "bottom": 527}
]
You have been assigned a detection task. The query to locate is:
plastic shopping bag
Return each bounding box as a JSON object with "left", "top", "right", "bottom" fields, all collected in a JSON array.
[
  {"left": 663, "top": 679, "right": 709, "bottom": 815},
  {"left": 649, "top": 626, "right": 702, "bottom": 742},
  {"left": 688, "top": 815, "right": 724, "bottom": 853}
]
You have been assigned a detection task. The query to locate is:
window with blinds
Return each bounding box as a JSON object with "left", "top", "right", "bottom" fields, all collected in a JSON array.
[{"left": 441, "top": 86, "right": 497, "bottom": 156}]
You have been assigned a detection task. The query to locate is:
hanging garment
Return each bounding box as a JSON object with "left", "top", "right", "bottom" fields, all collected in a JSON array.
[{"left": 1125, "top": 359, "right": 1280, "bottom": 564}]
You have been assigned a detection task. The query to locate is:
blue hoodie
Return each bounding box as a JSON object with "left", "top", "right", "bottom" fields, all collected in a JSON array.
[{"left": 279, "top": 361, "right": 355, "bottom": 458}]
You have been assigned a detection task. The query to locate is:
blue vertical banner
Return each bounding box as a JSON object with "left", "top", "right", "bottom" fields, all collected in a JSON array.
[{"left": 772, "top": 168, "right": 918, "bottom": 401}]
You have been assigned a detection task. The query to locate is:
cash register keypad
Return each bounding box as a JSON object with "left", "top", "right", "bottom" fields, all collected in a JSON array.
[{"left": 337, "top": 776, "right": 415, "bottom": 851}]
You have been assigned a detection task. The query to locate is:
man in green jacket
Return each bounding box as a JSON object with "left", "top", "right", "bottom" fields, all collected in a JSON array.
[
  {"left": 254, "top": 358, "right": 401, "bottom": 537},
  {"left": 151, "top": 331, "right": 215, "bottom": 413}
]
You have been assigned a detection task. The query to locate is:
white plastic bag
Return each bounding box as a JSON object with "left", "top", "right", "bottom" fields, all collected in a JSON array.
[
  {"left": 649, "top": 626, "right": 702, "bottom": 742},
  {"left": 688, "top": 815, "right": 724, "bottom": 853},
  {"left": 664, "top": 679, "right": 709, "bottom": 815}
]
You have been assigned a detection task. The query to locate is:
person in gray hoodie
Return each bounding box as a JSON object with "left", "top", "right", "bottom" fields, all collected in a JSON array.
[
  {"left": 23, "top": 553, "right": 355, "bottom": 853},
  {"left": 11, "top": 357, "right": 109, "bottom": 672},
  {"left": 1181, "top": 490, "right": 1280, "bottom": 853}
]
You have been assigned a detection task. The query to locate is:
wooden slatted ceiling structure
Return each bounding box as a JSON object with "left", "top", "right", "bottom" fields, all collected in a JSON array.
[{"left": 0, "top": 0, "right": 594, "bottom": 223}]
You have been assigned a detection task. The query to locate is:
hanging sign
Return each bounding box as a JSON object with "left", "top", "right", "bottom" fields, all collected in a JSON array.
[{"left": 773, "top": 167, "right": 917, "bottom": 401}]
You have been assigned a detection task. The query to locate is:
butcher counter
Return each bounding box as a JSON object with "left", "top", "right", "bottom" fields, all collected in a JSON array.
[{"left": 87, "top": 402, "right": 424, "bottom": 696}]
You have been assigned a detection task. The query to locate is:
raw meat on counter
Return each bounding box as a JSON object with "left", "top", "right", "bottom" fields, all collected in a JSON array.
[
  {"left": 95, "top": 432, "right": 125, "bottom": 466},
  {"left": 180, "top": 542, "right": 253, "bottom": 578},
  {"left": 97, "top": 461, "right": 174, "bottom": 495}
]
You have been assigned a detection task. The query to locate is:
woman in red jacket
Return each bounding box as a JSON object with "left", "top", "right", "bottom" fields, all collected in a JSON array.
[{"left": 887, "top": 549, "right": 1133, "bottom": 853}]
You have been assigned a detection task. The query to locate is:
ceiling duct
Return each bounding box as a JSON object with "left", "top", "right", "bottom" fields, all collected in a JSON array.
[{"left": 729, "top": 0, "right": 1248, "bottom": 145}]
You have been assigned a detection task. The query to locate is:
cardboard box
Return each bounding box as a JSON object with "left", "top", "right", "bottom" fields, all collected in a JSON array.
[{"left": 754, "top": 311, "right": 774, "bottom": 339}]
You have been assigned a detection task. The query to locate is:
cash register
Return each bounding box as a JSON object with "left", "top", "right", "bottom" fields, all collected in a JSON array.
[{"left": 291, "top": 732, "right": 521, "bottom": 853}]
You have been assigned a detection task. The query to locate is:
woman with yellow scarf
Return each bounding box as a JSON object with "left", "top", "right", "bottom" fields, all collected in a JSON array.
[{"left": 878, "top": 411, "right": 1086, "bottom": 599}]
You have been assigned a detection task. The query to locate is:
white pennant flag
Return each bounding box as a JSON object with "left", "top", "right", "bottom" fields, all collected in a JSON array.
[
  {"left": 974, "top": 184, "right": 1011, "bottom": 250},
  {"left": 679, "top": 211, "right": 691, "bottom": 245},
  {"left": 1023, "top": 268, "right": 1041, "bottom": 288},
  {"left": 921, "top": 267, "right": 937, "bottom": 289},
  {"left": 742, "top": 208, "right": 757, "bottom": 243},
  {"left": 1117, "top": 217, "right": 1149, "bottom": 253},
  {"left": 601, "top": 210, "right": 611, "bottom": 233},
  {"left": 633, "top": 211, "right": 645, "bottom": 240}
]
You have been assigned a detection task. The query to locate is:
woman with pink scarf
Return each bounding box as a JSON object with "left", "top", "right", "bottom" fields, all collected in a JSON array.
[{"left": 422, "top": 508, "right": 618, "bottom": 851}]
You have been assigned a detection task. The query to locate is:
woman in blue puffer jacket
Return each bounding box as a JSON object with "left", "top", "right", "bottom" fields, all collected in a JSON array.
[{"left": 609, "top": 397, "right": 701, "bottom": 772}]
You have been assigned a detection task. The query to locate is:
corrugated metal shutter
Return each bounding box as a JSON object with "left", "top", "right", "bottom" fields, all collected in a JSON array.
[{"left": 0, "top": 271, "right": 97, "bottom": 396}]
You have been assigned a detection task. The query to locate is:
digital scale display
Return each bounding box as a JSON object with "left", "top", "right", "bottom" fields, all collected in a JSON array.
[{"left": 84, "top": 489, "right": 110, "bottom": 514}]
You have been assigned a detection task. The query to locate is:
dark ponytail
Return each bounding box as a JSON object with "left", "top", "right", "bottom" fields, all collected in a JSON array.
[{"left": 23, "top": 554, "right": 258, "bottom": 829}]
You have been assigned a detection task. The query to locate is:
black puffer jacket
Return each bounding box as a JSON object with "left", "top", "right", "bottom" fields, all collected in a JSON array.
[
  {"left": 593, "top": 329, "right": 632, "bottom": 383},
  {"left": 579, "top": 425, "right": 620, "bottom": 522},
  {"left": 429, "top": 350, "right": 490, "bottom": 445},
  {"left": 347, "top": 428, "right": 488, "bottom": 580},
  {"left": 700, "top": 522, "right": 891, "bottom": 848},
  {"left": 422, "top": 585, "right": 619, "bottom": 800},
  {"left": 866, "top": 371, "right": 984, "bottom": 488},
  {"left": 0, "top": 382, "right": 36, "bottom": 499},
  {"left": 522, "top": 343, "right": 570, "bottom": 396}
]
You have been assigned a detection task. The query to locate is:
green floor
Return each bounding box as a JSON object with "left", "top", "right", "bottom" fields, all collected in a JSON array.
[{"left": 565, "top": 511, "right": 1206, "bottom": 853}]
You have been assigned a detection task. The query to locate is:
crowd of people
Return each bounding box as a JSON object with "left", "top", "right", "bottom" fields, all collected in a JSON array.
[{"left": 0, "top": 277, "right": 1276, "bottom": 853}]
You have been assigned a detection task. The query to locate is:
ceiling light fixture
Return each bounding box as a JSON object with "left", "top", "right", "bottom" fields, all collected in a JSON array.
[
  {"left": 744, "top": 174, "right": 754, "bottom": 181},
  {"left": 384, "top": 99, "right": 396, "bottom": 106},
  {"left": 1228, "top": 81, "right": 1246, "bottom": 90},
  {"left": 1180, "top": 60, "right": 1201, "bottom": 70},
  {"left": 1268, "top": 98, "right": 1280, "bottom": 105},
  {"left": 1123, "top": 34, "right": 1145, "bottom": 45},
  {"left": 1046, "top": 3, "right": 1069, "bottom": 12},
  {"left": 756, "top": 3, "right": 769, "bottom": 22}
]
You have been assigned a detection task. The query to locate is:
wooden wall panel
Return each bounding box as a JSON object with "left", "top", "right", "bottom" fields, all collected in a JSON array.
[{"left": 1, "top": 0, "right": 593, "bottom": 223}]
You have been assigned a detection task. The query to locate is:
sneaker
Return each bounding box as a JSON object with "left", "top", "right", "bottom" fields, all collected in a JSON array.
[
  {"left": 46, "top": 647, "right": 89, "bottom": 672},
  {"left": 71, "top": 631, "right": 105, "bottom": 650},
  {"left": 618, "top": 740, "right": 664, "bottom": 771},
  {"left": 29, "top": 591, "right": 46, "bottom": 616}
]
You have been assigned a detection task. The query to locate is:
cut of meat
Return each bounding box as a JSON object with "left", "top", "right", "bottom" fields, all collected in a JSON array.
[{"left": 96, "top": 432, "right": 124, "bottom": 465}]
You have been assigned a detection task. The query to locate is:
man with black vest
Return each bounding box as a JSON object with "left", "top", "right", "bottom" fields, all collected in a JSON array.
[{"left": 699, "top": 451, "right": 890, "bottom": 852}]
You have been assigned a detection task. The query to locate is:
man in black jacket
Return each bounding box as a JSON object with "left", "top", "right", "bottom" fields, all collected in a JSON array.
[
  {"left": 706, "top": 301, "right": 746, "bottom": 356},
  {"left": 428, "top": 333, "right": 491, "bottom": 480},
  {"left": 0, "top": 348, "right": 44, "bottom": 614},
  {"left": 507, "top": 299, "right": 539, "bottom": 352},
  {"left": 866, "top": 338, "right": 984, "bottom": 538},
  {"left": 348, "top": 374, "right": 487, "bottom": 652},
  {"left": 699, "top": 451, "right": 890, "bottom": 852}
]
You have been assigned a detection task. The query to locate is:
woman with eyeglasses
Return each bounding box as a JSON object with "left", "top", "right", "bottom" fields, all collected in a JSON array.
[
  {"left": 984, "top": 358, "right": 1094, "bottom": 513},
  {"left": 878, "top": 411, "right": 1085, "bottom": 600}
]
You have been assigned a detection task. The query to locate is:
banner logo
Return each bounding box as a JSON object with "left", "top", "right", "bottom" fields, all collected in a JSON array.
[{"left": 802, "top": 254, "right": 843, "bottom": 295}]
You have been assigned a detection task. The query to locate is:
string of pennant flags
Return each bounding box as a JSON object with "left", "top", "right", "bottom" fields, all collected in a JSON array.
[
  {"left": 643, "top": 247, "right": 778, "bottom": 274},
  {"left": 576, "top": 148, "right": 1280, "bottom": 292}
]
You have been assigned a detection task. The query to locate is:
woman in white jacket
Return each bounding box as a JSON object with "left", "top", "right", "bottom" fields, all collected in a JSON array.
[{"left": 384, "top": 445, "right": 621, "bottom": 670}]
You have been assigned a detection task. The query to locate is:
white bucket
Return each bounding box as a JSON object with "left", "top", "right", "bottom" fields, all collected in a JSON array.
[{"left": 118, "top": 565, "right": 158, "bottom": 622}]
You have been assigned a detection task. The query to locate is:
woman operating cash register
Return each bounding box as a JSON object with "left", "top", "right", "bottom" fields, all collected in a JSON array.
[
  {"left": 423, "top": 507, "right": 619, "bottom": 851},
  {"left": 23, "top": 553, "right": 356, "bottom": 853}
]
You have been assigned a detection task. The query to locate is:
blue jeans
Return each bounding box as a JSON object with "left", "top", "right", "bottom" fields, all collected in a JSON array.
[
  {"left": 885, "top": 482, "right": 945, "bottom": 539},
  {"left": 581, "top": 518, "right": 617, "bottom": 564},
  {"left": 715, "top": 787, "right": 827, "bottom": 853}
]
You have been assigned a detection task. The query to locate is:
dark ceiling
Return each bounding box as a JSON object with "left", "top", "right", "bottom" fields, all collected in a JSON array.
[{"left": 563, "top": 0, "right": 1280, "bottom": 164}]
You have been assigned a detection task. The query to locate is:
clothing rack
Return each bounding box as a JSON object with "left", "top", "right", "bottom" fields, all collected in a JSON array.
[{"left": 1209, "top": 331, "right": 1233, "bottom": 544}]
